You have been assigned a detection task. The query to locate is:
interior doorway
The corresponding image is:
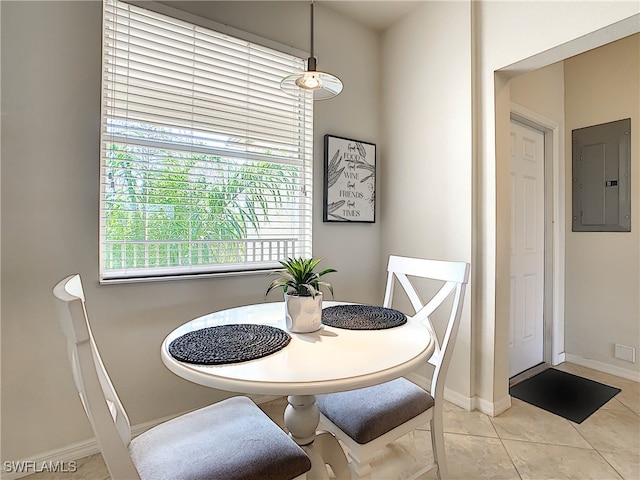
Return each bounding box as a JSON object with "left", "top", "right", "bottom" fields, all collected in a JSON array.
[
  {"left": 509, "top": 119, "right": 545, "bottom": 378},
  {"left": 508, "top": 104, "right": 564, "bottom": 382},
  {"left": 493, "top": 14, "right": 638, "bottom": 411}
]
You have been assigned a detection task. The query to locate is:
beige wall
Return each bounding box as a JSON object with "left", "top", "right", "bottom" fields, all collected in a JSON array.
[
  {"left": 564, "top": 34, "right": 640, "bottom": 375},
  {"left": 510, "top": 63, "right": 565, "bottom": 122},
  {"left": 1, "top": 0, "right": 382, "bottom": 461},
  {"left": 381, "top": 1, "right": 473, "bottom": 401}
]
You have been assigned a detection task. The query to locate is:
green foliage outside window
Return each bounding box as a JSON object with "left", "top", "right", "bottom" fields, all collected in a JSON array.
[{"left": 104, "top": 144, "right": 299, "bottom": 269}]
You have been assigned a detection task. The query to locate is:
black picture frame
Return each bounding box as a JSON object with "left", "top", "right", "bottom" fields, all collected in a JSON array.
[{"left": 323, "top": 135, "right": 376, "bottom": 223}]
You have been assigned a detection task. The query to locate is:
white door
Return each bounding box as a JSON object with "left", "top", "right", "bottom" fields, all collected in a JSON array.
[{"left": 509, "top": 121, "right": 545, "bottom": 377}]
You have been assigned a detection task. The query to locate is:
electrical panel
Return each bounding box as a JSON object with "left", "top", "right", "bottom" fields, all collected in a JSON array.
[{"left": 572, "top": 118, "right": 631, "bottom": 232}]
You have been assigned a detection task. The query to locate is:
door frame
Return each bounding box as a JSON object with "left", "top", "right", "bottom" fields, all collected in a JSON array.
[{"left": 510, "top": 102, "right": 565, "bottom": 371}]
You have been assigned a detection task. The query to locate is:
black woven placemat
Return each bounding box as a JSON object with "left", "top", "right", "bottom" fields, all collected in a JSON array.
[
  {"left": 168, "top": 324, "right": 291, "bottom": 365},
  {"left": 322, "top": 305, "right": 407, "bottom": 330}
]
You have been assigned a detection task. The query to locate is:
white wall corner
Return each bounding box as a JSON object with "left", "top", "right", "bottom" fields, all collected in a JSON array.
[
  {"left": 443, "top": 387, "right": 475, "bottom": 411},
  {"left": 474, "top": 394, "right": 512, "bottom": 417},
  {"left": 553, "top": 352, "right": 566, "bottom": 366}
]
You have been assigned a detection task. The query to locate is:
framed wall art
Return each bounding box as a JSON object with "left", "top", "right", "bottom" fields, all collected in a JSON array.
[{"left": 323, "top": 135, "right": 376, "bottom": 223}]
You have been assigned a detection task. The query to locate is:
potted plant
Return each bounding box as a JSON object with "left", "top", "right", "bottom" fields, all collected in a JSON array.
[{"left": 266, "top": 257, "right": 336, "bottom": 333}]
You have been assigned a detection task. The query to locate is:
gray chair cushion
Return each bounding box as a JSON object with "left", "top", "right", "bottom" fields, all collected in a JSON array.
[
  {"left": 130, "top": 396, "right": 311, "bottom": 480},
  {"left": 316, "top": 378, "right": 434, "bottom": 444}
]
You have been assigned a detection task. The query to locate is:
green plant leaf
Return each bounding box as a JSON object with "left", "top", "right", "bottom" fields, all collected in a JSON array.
[{"left": 264, "top": 257, "right": 336, "bottom": 298}]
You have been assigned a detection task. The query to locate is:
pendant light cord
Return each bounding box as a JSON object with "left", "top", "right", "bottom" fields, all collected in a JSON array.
[
  {"left": 280, "top": 0, "right": 342, "bottom": 99},
  {"left": 309, "top": 0, "right": 315, "bottom": 63}
]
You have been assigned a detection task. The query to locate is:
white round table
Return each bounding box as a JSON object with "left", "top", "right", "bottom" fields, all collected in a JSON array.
[{"left": 161, "top": 301, "right": 435, "bottom": 480}]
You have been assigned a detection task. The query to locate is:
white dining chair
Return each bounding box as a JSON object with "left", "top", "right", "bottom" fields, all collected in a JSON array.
[
  {"left": 53, "top": 274, "right": 311, "bottom": 480},
  {"left": 316, "top": 255, "right": 470, "bottom": 480}
]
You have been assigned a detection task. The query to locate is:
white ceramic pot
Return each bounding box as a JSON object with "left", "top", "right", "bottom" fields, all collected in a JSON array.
[{"left": 284, "top": 292, "right": 323, "bottom": 333}]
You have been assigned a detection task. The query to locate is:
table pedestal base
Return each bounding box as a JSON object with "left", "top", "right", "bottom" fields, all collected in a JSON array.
[{"left": 285, "top": 395, "right": 351, "bottom": 480}]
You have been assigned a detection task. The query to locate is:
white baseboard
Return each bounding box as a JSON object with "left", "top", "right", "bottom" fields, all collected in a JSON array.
[
  {"left": 443, "top": 387, "right": 475, "bottom": 411},
  {"left": 405, "top": 371, "right": 429, "bottom": 389},
  {"left": 405, "top": 371, "right": 475, "bottom": 412},
  {"left": 553, "top": 352, "right": 566, "bottom": 365},
  {"left": 251, "top": 394, "right": 282, "bottom": 405},
  {"left": 564, "top": 354, "right": 640, "bottom": 382},
  {"left": 0, "top": 438, "right": 100, "bottom": 480},
  {"left": 474, "top": 394, "right": 511, "bottom": 417}
]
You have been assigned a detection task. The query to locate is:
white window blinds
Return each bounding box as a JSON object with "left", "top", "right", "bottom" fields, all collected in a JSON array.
[{"left": 100, "top": 0, "right": 313, "bottom": 281}]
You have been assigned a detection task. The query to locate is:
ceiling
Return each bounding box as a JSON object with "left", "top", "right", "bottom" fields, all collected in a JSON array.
[{"left": 320, "top": 1, "right": 422, "bottom": 31}]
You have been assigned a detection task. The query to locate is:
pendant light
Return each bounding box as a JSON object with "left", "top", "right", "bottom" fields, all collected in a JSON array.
[{"left": 281, "top": 0, "right": 343, "bottom": 100}]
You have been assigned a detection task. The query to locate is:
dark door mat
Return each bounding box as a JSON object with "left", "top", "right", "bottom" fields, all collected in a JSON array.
[{"left": 509, "top": 368, "right": 621, "bottom": 424}]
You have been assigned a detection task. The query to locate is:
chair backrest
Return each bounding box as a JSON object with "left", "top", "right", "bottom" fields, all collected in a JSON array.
[
  {"left": 383, "top": 255, "right": 470, "bottom": 400},
  {"left": 53, "top": 274, "right": 140, "bottom": 480}
]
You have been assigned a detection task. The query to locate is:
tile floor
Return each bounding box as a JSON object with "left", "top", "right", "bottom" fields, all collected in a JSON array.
[{"left": 22, "top": 363, "right": 639, "bottom": 480}]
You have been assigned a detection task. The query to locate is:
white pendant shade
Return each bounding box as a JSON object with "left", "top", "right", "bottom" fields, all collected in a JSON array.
[
  {"left": 281, "top": 70, "right": 343, "bottom": 100},
  {"left": 281, "top": 0, "right": 342, "bottom": 100}
]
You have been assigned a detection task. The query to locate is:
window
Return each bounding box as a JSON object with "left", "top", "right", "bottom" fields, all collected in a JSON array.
[{"left": 100, "top": 0, "right": 313, "bottom": 282}]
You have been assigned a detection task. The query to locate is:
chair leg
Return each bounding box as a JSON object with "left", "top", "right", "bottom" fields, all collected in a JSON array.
[
  {"left": 314, "top": 431, "right": 352, "bottom": 479},
  {"left": 430, "top": 412, "right": 448, "bottom": 480},
  {"left": 341, "top": 447, "right": 372, "bottom": 480},
  {"left": 347, "top": 455, "right": 372, "bottom": 480}
]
